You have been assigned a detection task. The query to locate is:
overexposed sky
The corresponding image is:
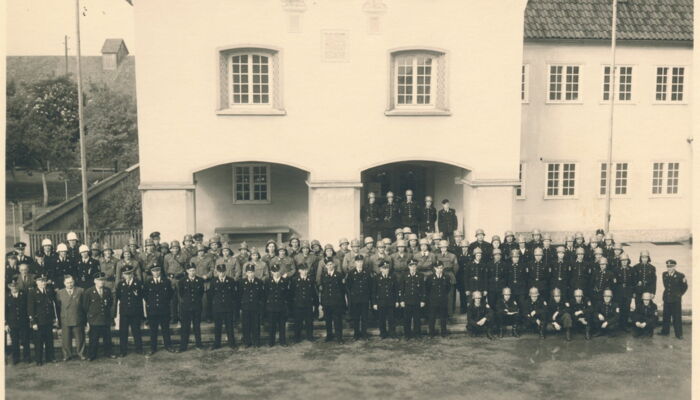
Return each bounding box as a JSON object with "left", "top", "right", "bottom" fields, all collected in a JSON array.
[{"left": 6, "top": 0, "right": 135, "bottom": 56}]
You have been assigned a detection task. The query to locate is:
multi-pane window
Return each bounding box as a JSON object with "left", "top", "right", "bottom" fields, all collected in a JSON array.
[
  {"left": 600, "top": 163, "right": 629, "bottom": 196},
  {"left": 396, "top": 55, "right": 434, "bottom": 106},
  {"left": 548, "top": 65, "right": 580, "bottom": 102},
  {"left": 602, "top": 66, "right": 633, "bottom": 101},
  {"left": 515, "top": 163, "right": 526, "bottom": 198},
  {"left": 233, "top": 164, "right": 270, "bottom": 203},
  {"left": 656, "top": 67, "right": 685, "bottom": 102},
  {"left": 652, "top": 162, "right": 680, "bottom": 195},
  {"left": 521, "top": 65, "right": 529, "bottom": 103},
  {"left": 231, "top": 54, "right": 270, "bottom": 105},
  {"left": 546, "top": 163, "right": 576, "bottom": 198}
]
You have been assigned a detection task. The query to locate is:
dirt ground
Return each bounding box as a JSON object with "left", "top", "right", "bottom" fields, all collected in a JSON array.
[{"left": 4, "top": 332, "right": 691, "bottom": 400}]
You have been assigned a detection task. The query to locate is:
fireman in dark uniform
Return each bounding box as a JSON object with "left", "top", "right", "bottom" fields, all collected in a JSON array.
[
  {"left": 495, "top": 287, "right": 520, "bottom": 337},
  {"left": 419, "top": 195, "right": 437, "bottom": 237},
  {"left": 549, "top": 246, "right": 571, "bottom": 301},
  {"left": 346, "top": 255, "right": 373, "bottom": 340},
  {"left": 114, "top": 266, "right": 144, "bottom": 356},
  {"left": 211, "top": 264, "right": 238, "bottom": 349},
  {"left": 570, "top": 289, "right": 592, "bottom": 340},
  {"left": 456, "top": 239, "right": 471, "bottom": 314},
  {"left": 464, "top": 247, "right": 487, "bottom": 301},
  {"left": 426, "top": 261, "right": 451, "bottom": 337},
  {"left": 28, "top": 275, "right": 58, "bottom": 365},
  {"left": 400, "top": 260, "right": 425, "bottom": 339},
  {"left": 468, "top": 229, "right": 493, "bottom": 263},
  {"left": 659, "top": 259, "right": 687, "bottom": 339},
  {"left": 265, "top": 264, "right": 289, "bottom": 346},
  {"left": 178, "top": 264, "right": 205, "bottom": 351},
  {"left": 506, "top": 250, "right": 529, "bottom": 306},
  {"left": 522, "top": 287, "right": 547, "bottom": 338},
  {"left": 240, "top": 263, "right": 264, "bottom": 347},
  {"left": 319, "top": 259, "right": 346, "bottom": 343},
  {"left": 466, "top": 291, "right": 493, "bottom": 339},
  {"left": 82, "top": 273, "right": 116, "bottom": 360},
  {"left": 360, "top": 190, "right": 379, "bottom": 238},
  {"left": 593, "top": 289, "right": 619, "bottom": 337},
  {"left": 591, "top": 257, "right": 616, "bottom": 303},
  {"left": 546, "top": 288, "right": 572, "bottom": 341},
  {"left": 633, "top": 250, "right": 657, "bottom": 309},
  {"left": 290, "top": 263, "right": 316, "bottom": 342},
  {"left": 75, "top": 244, "right": 100, "bottom": 289},
  {"left": 570, "top": 247, "right": 592, "bottom": 299},
  {"left": 487, "top": 248, "right": 507, "bottom": 309},
  {"left": 5, "top": 280, "right": 31, "bottom": 364},
  {"left": 528, "top": 248, "right": 550, "bottom": 301},
  {"left": 382, "top": 191, "right": 400, "bottom": 240},
  {"left": 143, "top": 264, "right": 176, "bottom": 355},
  {"left": 632, "top": 292, "right": 657, "bottom": 338},
  {"left": 373, "top": 261, "right": 398, "bottom": 338},
  {"left": 400, "top": 189, "right": 421, "bottom": 234},
  {"left": 614, "top": 253, "right": 637, "bottom": 332},
  {"left": 437, "top": 199, "right": 458, "bottom": 245}
]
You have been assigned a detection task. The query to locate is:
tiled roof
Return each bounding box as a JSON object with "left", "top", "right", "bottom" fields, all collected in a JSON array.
[{"left": 525, "top": 0, "right": 693, "bottom": 41}]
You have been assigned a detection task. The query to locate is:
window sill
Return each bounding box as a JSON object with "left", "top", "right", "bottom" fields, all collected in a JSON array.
[
  {"left": 232, "top": 200, "right": 272, "bottom": 205},
  {"left": 543, "top": 195, "right": 578, "bottom": 200},
  {"left": 649, "top": 194, "right": 682, "bottom": 199},
  {"left": 545, "top": 101, "right": 583, "bottom": 105},
  {"left": 384, "top": 109, "right": 451, "bottom": 116},
  {"left": 599, "top": 101, "right": 636, "bottom": 105},
  {"left": 217, "top": 108, "right": 287, "bottom": 116},
  {"left": 597, "top": 194, "right": 632, "bottom": 199},
  {"left": 651, "top": 101, "right": 688, "bottom": 106}
]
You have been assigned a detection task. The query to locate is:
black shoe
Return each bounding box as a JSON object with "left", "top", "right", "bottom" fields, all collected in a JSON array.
[
  {"left": 211, "top": 345, "right": 221, "bottom": 350},
  {"left": 145, "top": 350, "right": 155, "bottom": 356},
  {"left": 179, "top": 347, "right": 187, "bottom": 352},
  {"left": 486, "top": 332, "right": 495, "bottom": 340},
  {"left": 676, "top": 335, "right": 683, "bottom": 340},
  {"left": 325, "top": 336, "right": 334, "bottom": 343},
  {"left": 337, "top": 338, "right": 345, "bottom": 344},
  {"left": 119, "top": 353, "right": 127, "bottom": 358},
  {"left": 167, "top": 347, "right": 178, "bottom": 353},
  {"left": 499, "top": 328, "right": 504, "bottom": 338},
  {"left": 109, "top": 354, "right": 117, "bottom": 359},
  {"left": 36, "top": 361, "right": 43, "bottom": 366},
  {"left": 658, "top": 331, "right": 670, "bottom": 336}
]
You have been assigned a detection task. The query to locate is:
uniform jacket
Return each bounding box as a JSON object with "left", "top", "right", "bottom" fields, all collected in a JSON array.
[
  {"left": 415, "top": 251, "right": 437, "bottom": 276},
  {"left": 506, "top": 261, "right": 528, "bottom": 295},
  {"left": 419, "top": 206, "right": 437, "bottom": 232},
  {"left": 346, "top": 268, "right": 373, "bottom": 304},
  {"left": 264, "top": 277, "right": 290, "bottom": 312},
  {"left": 662, "top": 271, "right": 688, "bottom": 303},
  {"left": 53, "top": 256, "right": 74, "bottom": 288},
  {"left": 115, "top": 259, "right": 143, "bottom": 283},
  {"left": 290, "top": 275, "right": 317, "bottom": 309},
  {"left": 464, "top": 259, "right": 487, "bottom": 292},
  {"left": 571, "top": 298, "right": 592, "bottom": 320},
  {"left": 495, "top": 297, "right": 520, "bottom": 316},
  {"left": 399, "top": 201, "right": 421, "bottom": 227},
  {"left": 216, "top": 256, "right": 239, "bottom": 280},
  {"left": 487, "top": 261, "right": 507, "bottom": 291},
  {"left": 591, "top": 268, "right": 616, "bottom": 295},
  {"left": 5, "top": 264, "right": 19, "bottom": 285},
  {"left": 382, "top": 201, "right": 400, "bottom": 227},
  {"left": 114, "top": 278, "right": 144, "bottom": 317},
  {"left": 361, "top": 202, "right": 382, "bottom": 225},
  {"left": 211, "top": 276, "right": 239, "bottom": 313},
  {"left": 634, "top": 262, "right": 657, "bottom": 295},
  {"left": 399, "top": 272, "right": 426, "bottom": 305},
  {"left": 391, "top": 252, "right": 412, "bottom": 277},
  {"left": 139, "top": 251, "right": 162, "bottom": 277},
  {"left": 547, "top": 300, "right": 571, "bottom": 322},
  {"left": 239, "top": 277, "right": 265, "bottom": 311},
  {"left": 632, "top": 301, "right": 658, "bottom": 324},
  {"left": 164, "top": 252, "right": 190, "bottom": 280},
  {"left": 528, "top": 260, "right": 550, "bottom": 291},
  {"left": 75, "top": 257, "right": 100, "bottom": 288},
  {"left": 270, "top": 256, "right": 296, "bottom": 278},
  {"left": 57, "top": 286, "right": 85, "bottom": 326},
  {"left": 615, "top": 266, "right": 638, "bottom": 298},
  {"left": 437, "top": 208, "right": 458, "bottom": 235},
  {"left": 319, "top": 271, "right": 346, "bottom": 308},
  {"left": 99, "top": 256, "right": 119, "bottom": 283},
  {"left": 426, "top": 273, "right": 451, "bottom": 307},
  {"left": 82, "top": 286, "right": 113, "bottom": 326},
  {"left": 369, "top": 252, "right": 394, "bottom": 275},
  {"left": 435, "top": 250, "right": 458, "bottom": 281},
  {"left": 468, "top": 241, "right": 493, "bottom": 263},
  {"left": 28, "top": 287, "right": 57, "bottom": 325},
  {"left": 372, "top": 273, "right": 398, "bottom": 308},
  {"left": 549, "top": 261, "right": 570, "bottom": 289},
  {"left": 143, "top": 276, "right": 174, "bottom": 317},
  {"left": 179, "top": 276, "right": 205, "bottom": 312},
  {"left": 190, "top": 256, "right": 215, "bottom": 282},
  {"left": 570, "top": 259, "right": 592, "bottom": 291},
  {"left": 14, "top": 273, "right": 36, "bottom": 293},
  {"left": 467, "top": 300, "right": 492, "bottom": 324},
  {"left": 594, "top": 301, "right": 619, "bottom": 324},
  {"left": 5, "top": 291, "right": 29, "bottom": 327},
  {"left": 522, "top": 297, "right": 547, "bottom": 319}
]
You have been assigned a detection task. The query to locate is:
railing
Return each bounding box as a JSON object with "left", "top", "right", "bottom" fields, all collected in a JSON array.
[{"left": 25, "top": 229, "right": 142, "bottom": 254}]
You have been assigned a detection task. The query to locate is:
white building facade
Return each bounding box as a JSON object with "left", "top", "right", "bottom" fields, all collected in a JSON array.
[{"left": 134, "top": 0, "right": 692, "bottom": 244}]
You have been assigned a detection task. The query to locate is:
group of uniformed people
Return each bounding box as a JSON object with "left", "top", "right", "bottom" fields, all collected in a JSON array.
[{"left": 4, "top": 207, "right": 689, "bottom": 366}]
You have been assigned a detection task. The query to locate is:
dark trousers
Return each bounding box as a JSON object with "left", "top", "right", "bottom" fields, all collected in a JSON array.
[
  {"left": 617, "top": 295, "right": 632, "bottom": 328},
  {"left": 376, "top": 305, "right": 396, "bottom": 338},
  {"left": 323, "top": 305, "right": 344, "bottom": 340},
  {"left": 8, "top": 323, "right": 31, "bottom": 363},
  {"left": 496, "top": 313, "right": 521, "bottom": 329},
  {"left": 403, "top": 304, "right": 422, "bottom": 338},
  {"left": 267, "top": 311, "right": 287, "bottom": 345},
  {"left": 293, "top": 307, "right": 314, "bottom": 341},
  {"left": 593, "top": 319, "right": 618, "bottom": 335},
  {"left": 363, "top": 223, "right": 381, "bottom": 241},
  {"left": 170, "top": 280, "right": 180, "bottom": 323},
  {"left": 349, "top": 302, "right": 369, "bottom": 338},
  {"left": 428, "top": 305, "right": 448, "bottom": 336},
  {"left": 119, "top": 315, "right": 143, "bottom": 355},
  {"left": 179, "top": 309, "right": 202, "bottom": 350},
  {"left": 662, "top": 301, "right": 683, "bottom": 338},
  {"left": 213, "top": 312, "right": 235, "bottom": 347},
  {"left": 467, "top": 320, "right": 491, "bottom": 335},
  {"left": 241, "top": 309, "right": 261, "bottom": 346},
  {"left": 34, "top": 324, "right": 54, "bottom": 363},
  {"left": 148, "top": 315, "right": 172, "bottom": 351},
  {"left": 87, "top": 325, "right": 112, "bottom": 359},
  {"left": 633, "top": 319, "right": 656, "bottom": 337}
]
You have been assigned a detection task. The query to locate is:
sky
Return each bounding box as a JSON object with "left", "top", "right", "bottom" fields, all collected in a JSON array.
[{"left": 6, "top": 0, "right": 135, "bottom": 56}]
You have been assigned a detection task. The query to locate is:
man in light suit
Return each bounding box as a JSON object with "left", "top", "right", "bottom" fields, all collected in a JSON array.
[
  {"left": 15, "top": 262, "right": 36, "bottom": 293},
  {"left": 56, "top": 275, "right": 86, "bottom": 361}
]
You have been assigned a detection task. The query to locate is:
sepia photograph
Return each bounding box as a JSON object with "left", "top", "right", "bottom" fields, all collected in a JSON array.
[{"left": 2, "top": 0, "right": 697, "bottom": 399}]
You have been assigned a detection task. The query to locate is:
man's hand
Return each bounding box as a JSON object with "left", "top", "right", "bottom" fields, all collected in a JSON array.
[
  {"left": 598, "top": 313, "right": 605, "bottom": 321},
  {"left": 400, "top": 301, "right": 406, "bottom": 308},
  {"left": 530, "top": 310, "right": 536, "bottom": 317},
  {"left": 640, "top": 322, "right": 646, "bottom": 328},
  {"left": 86, "top": 323, "right": 90, "bottom": 333},
  {"left": 420, "top": 302, "right": 425, "bottom": 308},
  {"left": 552, "top": 312, "right": 559, "bottom": 320},
  {"left": 372, "top": 305, "right": 378, "bottom": 311},
  {"left": 602, "top": 321, "right": 608, "bottom": 329},
  {"left": 477, "top": 318, "right": 485, "bottom": 326},
  {"left": 32, "top": 324, "right": 38, "bottom": 331},
  {"left": 553, "top": 322, "right": 561, "bottom": 331},
  {"left": 574, "top": 310, "right": 583, "bottom": 316},
  {"left": 395, "top": 302, "right": 399, "bottom": 308}
]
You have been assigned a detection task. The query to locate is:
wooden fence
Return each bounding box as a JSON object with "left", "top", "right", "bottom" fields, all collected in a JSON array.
[{"left": 26, "top": 229, "right": 143, "bottom": 254}]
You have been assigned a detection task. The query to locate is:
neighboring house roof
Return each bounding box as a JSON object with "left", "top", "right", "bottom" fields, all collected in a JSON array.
[
  {"left": 101, "top": 38, "right": 128, "bottom": 55},
  {"left": 6, "top": 56, "right": 136, "bottom": 99},
  {"left": 525, "top": 0, "right": 693, "bottom": 42}
]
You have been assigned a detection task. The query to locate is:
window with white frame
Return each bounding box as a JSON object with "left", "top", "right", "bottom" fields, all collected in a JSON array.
[
  {"left": 652, "top": 162, "right": 680, "bottom": 195},
  {"left": 233, "top": 164, "right": 271, "bottom": 203},
  {"left": 655, "top": 67, "right": 685, "bottom": 102},
  {"left": 600, "top": 163, "right": 629, "bottom": 196},
  {"left": 602, "top": 65, "right": 633, "bottom": 102},
  {"left": 548, "top": 65, "right": 580, "bottom": 102},
  {"left": 388, "top": 50, "right": 448, "bottom": 114},
  {"left": 218, "top": 47, "right": 284, "bottom": 114},
  {"left": 521, "top": 65, "right": 530, "bottom": 103},
  {"left": 546, "top": 163, "right": 576, "bottom": 198},
  {"left": 515, "top": 163, "right": 526, "bottom": 198}
]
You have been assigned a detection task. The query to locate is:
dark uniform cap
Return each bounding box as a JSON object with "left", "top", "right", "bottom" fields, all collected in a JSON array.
[
  {"left": 408, "top": 259, "right": 418, "bottom": 266},
  {"left": 94, "top": 272, "right": 107, "bottom": 280},
  {"left": 150, "top": 263, "right": 161, "bottom": 271},
  {"left": 215, "top": 264, "right": 227, "bottom": 273},
  {"left": 441, "top": 199, "right": 450, "bottom": 204},
  {"left": 35, "top": 274, "right": 49, "bottom": 282},
  {"left": 297, "top": 263, "right": 308, "bottom": 271},
  {"left": 150, "top": 231, "right": 161, "bottom": 239},
  {"left": 354, "top": 254, "right": 364, "bottom": 261},
  {"left": 379, "top": 260, "right": 390, "bottom": 269},
  {"left": 14, "top": 242, "right": 27, "bottom": 249},
  {"left": 245, "top": 263, "right": 255, "bottom": 272},
  {"left": 595, "top": 229, "right": 605, "bottom": 235},
  {"left": 6, "top": 251, "right": 18, "bottom": 259},
  {"left": 186, "top": 262, "right": 196, "bottom": 270},
  {"left": 122, "top": 266, "right": 135, "bottom": 274},
  {"left": 666, "top": 259, "right": 677, "bottom": 267},
  {"left": 8, "top": 280, "right": 18, "bottom": 288},
  {"left": 324, "top": 257, "right": 334, "bottom": 265},
  {"left": 145, "top": 239, "right": 155, "bottom": 246},
  {"left": 270, "top": 264, "right": 281, "bottom": 273},
  {"left": 193, "top": 233, "right": 204, "bottom": 241},
  {"left": 434, "top": 261, "right": 444, "bottom": 268}
]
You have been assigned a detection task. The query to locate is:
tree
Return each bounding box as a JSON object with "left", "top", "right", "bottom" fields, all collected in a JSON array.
[
  {"left": 84, "top": 83, "right": 138, "bottom": 170},
  {"left": 6, "top": 76, "right": 80, "bottom": 206}
]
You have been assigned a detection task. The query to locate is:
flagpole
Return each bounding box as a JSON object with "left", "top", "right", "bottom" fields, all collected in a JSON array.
[
  {"left": 75, "top": 0, "right": 90, "bottom": 242},
  {"left": 604, "top": 0, "right": 618, "bottom": 233}
]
